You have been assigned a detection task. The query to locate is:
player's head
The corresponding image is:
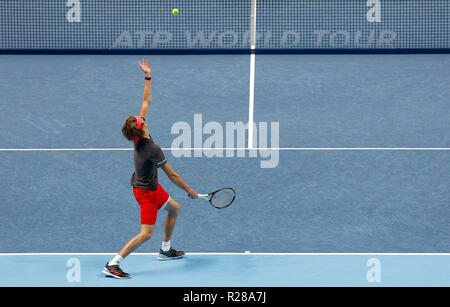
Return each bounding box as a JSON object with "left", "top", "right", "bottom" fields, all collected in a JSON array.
[{"left": 121, "top": 115, "right": 147, "bottom": 142}]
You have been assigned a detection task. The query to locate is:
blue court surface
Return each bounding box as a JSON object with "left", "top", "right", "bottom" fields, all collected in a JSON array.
[
  {"left": 0, "top": 54, "right": 449, "bottom": 287},
  {"left": 1, "top": 253, "right": 449, "bottom": 287}
]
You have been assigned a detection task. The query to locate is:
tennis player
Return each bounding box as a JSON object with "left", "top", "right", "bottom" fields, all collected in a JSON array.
[{"left": 102, "top": 59, "right": 198, "bottom": 279}]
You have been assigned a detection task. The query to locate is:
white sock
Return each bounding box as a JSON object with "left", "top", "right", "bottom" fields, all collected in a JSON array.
[
  {"left": 161, "top": 240, "right": 171, "bottom": 252},
  {"left": 108, "top": 255, "right": 123, "bottom": 266}
]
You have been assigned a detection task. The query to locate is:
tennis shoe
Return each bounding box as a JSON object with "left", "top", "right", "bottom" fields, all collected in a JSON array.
[
  {"left": 158, "top": 247, "right": 185, "bottom": 261},
  {"left": 102, "top": 262, "right": 130, "bottom": 279}
]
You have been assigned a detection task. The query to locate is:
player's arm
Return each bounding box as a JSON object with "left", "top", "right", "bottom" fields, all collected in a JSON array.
[
  {"left": 161, "top": 162, "right": 198, "bottom": 199},
  {"left": 138, "top": 59, "right": 152, "bottom": 119}
]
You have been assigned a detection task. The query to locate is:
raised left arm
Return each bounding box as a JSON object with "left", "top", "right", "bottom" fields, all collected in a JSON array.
[{"left": 138, "top": 59, "right": 152, "bottom": 119}]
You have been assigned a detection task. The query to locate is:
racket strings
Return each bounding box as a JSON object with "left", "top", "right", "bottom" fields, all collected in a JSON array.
[{"left": 210, "top": 188, "right": 235, "bottom": 208}]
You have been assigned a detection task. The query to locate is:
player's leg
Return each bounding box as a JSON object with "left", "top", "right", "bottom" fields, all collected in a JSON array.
[
  {"left": 158, "top": 198, "right": 185, "bottom": 260},
  {"left": 163, "top": 197, "right": 180, "bottom": 242},
  {"left": 103, "top": 187, "right": 158, "bottom": 278},
  {"left": 119, "top": 224, "right": 154, "bottom": 258},
  {"left": 103, "top": 224, "right": 154, "bottom": 279}
]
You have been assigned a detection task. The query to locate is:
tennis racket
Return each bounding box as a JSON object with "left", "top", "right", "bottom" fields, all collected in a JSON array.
[{"left": 190, "top": 187, "right": 236, "bottom": 209}]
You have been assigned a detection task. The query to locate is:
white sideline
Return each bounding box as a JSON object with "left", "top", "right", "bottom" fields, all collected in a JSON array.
[
  {"left": 0, "top": 147, "right": 449, "bottom": 151},
  {"left": 0, "top": 252, "right": 448, "bottom": 256},
  {"left": 247, "top": 0, "right": 257, "bottom": 149}
]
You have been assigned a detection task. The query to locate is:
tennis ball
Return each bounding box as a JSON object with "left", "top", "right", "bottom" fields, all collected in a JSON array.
[{"left": 172, "top": 8, "right": 179, "bottom": 16}]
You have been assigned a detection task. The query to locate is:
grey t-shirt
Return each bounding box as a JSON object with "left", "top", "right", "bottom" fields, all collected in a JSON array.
[{"left": 130, "top": 137, "right": 167, "bottom": 190}]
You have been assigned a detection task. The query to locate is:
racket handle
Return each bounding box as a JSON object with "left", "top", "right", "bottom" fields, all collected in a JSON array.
[
  {"left": 187, "top": 193, "right": 201, "bottom": 198},
  {"left": 189, "top": 193, "right": 209, "bottom": 199}
]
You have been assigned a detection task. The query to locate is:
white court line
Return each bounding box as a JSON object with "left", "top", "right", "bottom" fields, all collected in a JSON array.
[
  {"left": 247, "top": 0, "right": 257, "bottom": 149},
  {"left": 0, "top": 252, "right": 449, "bottom": 256},
  {"left": 0, "top": 148, "right": 134, "bottom": 151},
  {"left": 0, "top": 147, "right": 449, "bottom": 151},
  {"left": 248, "top": 53, "right": 255, "bottom": 149}
]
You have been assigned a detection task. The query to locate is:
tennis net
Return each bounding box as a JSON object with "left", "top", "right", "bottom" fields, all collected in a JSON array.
[{"left": 0, "top": 0, "right": 448, "bottom": 51}]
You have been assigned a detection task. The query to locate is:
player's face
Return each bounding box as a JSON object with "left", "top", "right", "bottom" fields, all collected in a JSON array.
[{"left": 142, "top": 120, "right": 148, "bottom": 133}]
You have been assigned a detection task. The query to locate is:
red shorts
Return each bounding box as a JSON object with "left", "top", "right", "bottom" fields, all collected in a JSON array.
[{"left": 133, "top": 184, "right": 170, "bottom": 225}]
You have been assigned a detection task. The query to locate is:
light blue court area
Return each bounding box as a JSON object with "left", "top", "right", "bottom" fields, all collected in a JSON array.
[{"left": 0, "top": 253, "right": 449, "bottom": 287}]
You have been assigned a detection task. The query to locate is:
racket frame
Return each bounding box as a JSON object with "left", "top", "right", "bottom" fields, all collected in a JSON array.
[{"left": 195, "top": 187, "right": 236, "bottom": 209}]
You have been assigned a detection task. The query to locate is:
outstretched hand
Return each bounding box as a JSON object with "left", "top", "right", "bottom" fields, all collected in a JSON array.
[
  {"left": 139, "top": 59, "right": 151, "bottom": 76},
  {"left": 188, "top": 190, "right": 199, "bottom": 199}
]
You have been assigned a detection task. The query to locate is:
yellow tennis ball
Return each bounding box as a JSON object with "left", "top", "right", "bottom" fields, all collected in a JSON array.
[{"left": 172, "top": 8, "right": 179, "bottom": 16}]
